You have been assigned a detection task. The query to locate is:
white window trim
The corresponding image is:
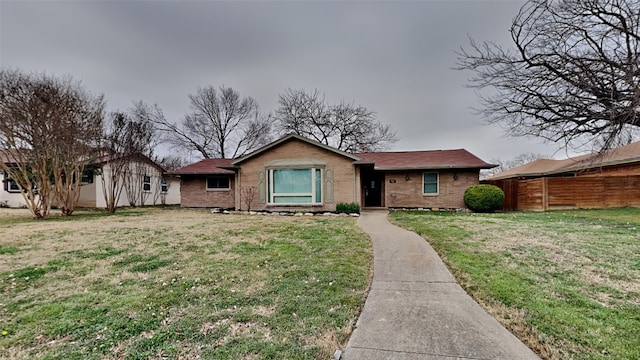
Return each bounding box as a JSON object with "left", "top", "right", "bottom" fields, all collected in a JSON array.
[
  {"left": 267, "top": 167, "right": 323, "bottom": 206},
  {"left": 160, "top": 178, "right": 168, "bottom": 193},
  {"left": 7, "top": 179, "right": 21, "bottom": 193},
  {"left": 422, "top": 172, "right": 439, "bottom": 196},
  {"left": 143, "top": 175, "right": 152, "bottom": 193},
  {"left": 206, "top": 176, "right": 231, "bottom": 191}
]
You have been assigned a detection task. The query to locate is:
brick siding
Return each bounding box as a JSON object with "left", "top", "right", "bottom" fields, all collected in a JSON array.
[
  {"left": 237, "top": 138, "right": 358, "bottom": 211},
  {"left": 180, "top": 175, "right": 235, "bottom": 208},
  {"left": 384, "top": 170, "right": 479, "bottom": 208}
]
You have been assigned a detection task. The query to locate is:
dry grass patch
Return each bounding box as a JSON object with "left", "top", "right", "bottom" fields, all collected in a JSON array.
[{"left": 0, "top": 207, "right": 372, "bottom": 359}]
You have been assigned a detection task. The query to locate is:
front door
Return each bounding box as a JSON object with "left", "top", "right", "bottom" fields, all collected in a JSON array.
[{"left": 364, "top": 174, "right": 383, "bottom": 207}]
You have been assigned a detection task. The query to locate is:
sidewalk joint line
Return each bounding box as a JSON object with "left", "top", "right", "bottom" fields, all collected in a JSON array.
[{"left": 347, "top": 346, "right": 494, "bottom": 360}]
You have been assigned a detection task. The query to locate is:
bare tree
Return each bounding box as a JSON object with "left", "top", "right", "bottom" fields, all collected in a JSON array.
[
  {"left": 158, "top": 155, "right": 186, "bottom": 171},
  {"left": 457, "top": 0, "right": 640, "bottom": 153},
  {"left": 275, "top": 88, "right": 398, "bottom": 152},
  {"left": 0, "top": 69, "right": 104, "bottom": 219},
  {"left": 482, "top": 153, "right": 549, "bottom": 178},
  {"left": 100, "top": 103, "right": 158, "bottom": 213},
  {"left": 241, "top": 186, "right": 257, "bottom": 211},
  {"left": 153, "top": 86, "right": 272, "bottom": 159}
]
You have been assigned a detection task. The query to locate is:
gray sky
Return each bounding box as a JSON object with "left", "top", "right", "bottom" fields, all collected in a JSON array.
[{"left": 0, "top": 0, "right": 568, "bottom": 162}]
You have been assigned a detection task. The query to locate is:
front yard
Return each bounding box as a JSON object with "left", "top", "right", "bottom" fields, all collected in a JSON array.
[
  {"left": 390, "top": 208, "right": 640, "bottom": 360},
  {"left": 0, "top": 208, "right": 372, "bottom": 359}
]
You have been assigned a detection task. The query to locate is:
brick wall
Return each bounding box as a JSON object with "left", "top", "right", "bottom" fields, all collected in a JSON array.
[
  {"left": 236, "top": 138, "right": 358, "bottom": 211},
  {"left": 384, "top": 170, "right": 479, "bottom": 208},
  {"left": 180, "top": 175, "right": 235, "bottom": 208}
]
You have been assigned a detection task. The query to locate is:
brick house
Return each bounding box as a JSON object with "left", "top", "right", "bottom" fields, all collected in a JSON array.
[{"left": 172, "top": 134, "right": 494, "bottom": 211}]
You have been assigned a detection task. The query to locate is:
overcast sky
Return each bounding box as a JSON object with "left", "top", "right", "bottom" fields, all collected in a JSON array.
[{"left": 0, "top": 0, "right": 571, "bottom": 162}]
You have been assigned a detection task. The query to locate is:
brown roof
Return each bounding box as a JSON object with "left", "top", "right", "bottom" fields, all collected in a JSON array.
[
  {"left": 175, "top": 135, "right": 495, "bottom": 174},
  {"left": 487, "top": 141, "right": 640, "bottom": 180},
  {"left": 0, "top": 150, "right": 13, "bottom": 164},
  {"left": 356, "top": 149, "right": 495, "bottom": 170},
  {"left": 170, "top": 158, "right": 235, "bottom": 175}
]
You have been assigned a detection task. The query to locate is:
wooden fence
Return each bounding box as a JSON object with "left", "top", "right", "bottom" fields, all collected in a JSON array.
[{"left": 485, "top": 175, "right": 640, "bottom": 211}]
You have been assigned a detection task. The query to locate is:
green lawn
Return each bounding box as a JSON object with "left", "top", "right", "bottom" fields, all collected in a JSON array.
[
  {"left": 390, "top": 208, "right": 640, "bottom": 360},
  {"left": 0, "top": 208, "right": 372, "bottom": 359}
]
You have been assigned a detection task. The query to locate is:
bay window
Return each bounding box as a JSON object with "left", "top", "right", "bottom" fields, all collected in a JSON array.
[{"left": 267, "top": 168, "right": 322, "bottom": 205}]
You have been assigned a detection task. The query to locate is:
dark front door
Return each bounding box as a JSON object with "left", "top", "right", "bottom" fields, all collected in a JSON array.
[{"left": 364, "top": 174, "right": 383, "bottom": 207}]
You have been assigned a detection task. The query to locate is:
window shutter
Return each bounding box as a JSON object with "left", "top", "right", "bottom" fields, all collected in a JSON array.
[
  {"left": 258, "top": 170, "right": 266, "bottom": 204},
  {"left": 324, "top": 168, "right": 334, "bottom": 204}
]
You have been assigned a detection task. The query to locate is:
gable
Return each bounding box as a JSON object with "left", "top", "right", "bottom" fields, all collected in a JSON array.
[
  {"left": 232, "top": 134, "right": 360, "bottom": 165},
  {"left": 237, "top": 137, "right": 357, "bottom": 168}
]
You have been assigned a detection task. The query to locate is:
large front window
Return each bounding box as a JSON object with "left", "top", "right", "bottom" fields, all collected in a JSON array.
[{"left": 268, "top": 168, "right": 322, "bottom": 205}]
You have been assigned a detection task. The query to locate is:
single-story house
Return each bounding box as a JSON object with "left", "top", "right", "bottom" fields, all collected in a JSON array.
[
  {"left": 1, "top": 150, "right": 180, "bottom": 209},
  {"left": 77, "top": 153, "right": 181, "bottom": 208},
  {"left": 171, "top": 134, "right": 495, "bottom": 211},
  {"left": 484, "top": 141, "right": 640, "bottom": 211}
]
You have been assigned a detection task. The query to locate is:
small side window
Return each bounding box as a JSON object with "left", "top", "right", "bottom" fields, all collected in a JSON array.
[
  {"left": 423, "top": 172, "right": 438, "bottom": 194},
  {"left": 206, "top": 176, "right": 230, "bottom": 190},
  {"left": 143, "top": 175, "right": 151, "bottom": 192},
  {"left": 6, "top": 178, "right": 21, "bottom": 193}
]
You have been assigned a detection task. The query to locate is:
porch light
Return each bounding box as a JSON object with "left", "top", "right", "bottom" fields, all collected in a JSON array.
[
  {"left": 453, "top": 173, "right": 459, "bottom": 181},
  {"left": 405, "top": 175, "right": 410, "bottom": 181}
]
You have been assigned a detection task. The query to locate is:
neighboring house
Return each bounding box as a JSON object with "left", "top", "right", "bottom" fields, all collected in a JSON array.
[
  {"left": 1, "top": 150, "right": 180, "bottom": 209},
  {"left": 78, "top": 153, "right": 180, "bottom": 208},
  {"left": 0, "top": 168, "right": 29, "bottom": 207},
  {"left": 171, "top": 134, "right": 495, "bottom": 211},
  {"left": 485, "top": 141, "right": 640, "bottom": 211},
  {"left": 0, "top": 149, "right": 32, "bottom": 208}
]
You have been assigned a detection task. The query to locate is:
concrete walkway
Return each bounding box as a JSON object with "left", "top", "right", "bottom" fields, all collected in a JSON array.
[{"left": 342, "top": 210, "right": 539, "bottom": 360}]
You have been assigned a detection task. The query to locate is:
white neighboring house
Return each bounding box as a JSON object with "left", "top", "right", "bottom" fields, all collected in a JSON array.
[
  {"left": 0, "top": 151, "right": 180, "bottom": 209},
  {"left": 0, "top": 168, "right": 30, "bottom": 208},
  {"left": 0, "top": 150, "right": 30, "bottom": 207},
  {"left": 78, "top": 153, "right": 180, "bottom": 208}
]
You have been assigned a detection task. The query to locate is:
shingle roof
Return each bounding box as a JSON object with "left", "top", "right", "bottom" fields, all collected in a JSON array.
[
  {"left": 170, "top": 158, "right": 235, "bottom": 175},
  {"left": 0, "top": 150, "right": 13, "bottom": 164},
  {"left": 487, "top": 141, "right": 640, "bottom": 180},
  {"left": 175, "top": 135, "right": 494, "bottom": 174},
  {"left": 356, "top": 149, "right": 495, "bottom": 170}
]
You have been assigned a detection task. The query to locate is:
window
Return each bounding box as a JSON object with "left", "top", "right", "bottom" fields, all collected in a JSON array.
[
  {"left": 143, "top": 175, "right": 151, "bottom": 192},
  {"left": 81, "top": 169, "right": 94, "bottom": 184},
  {"left": 423, "top": 172, "right": 438, "bottom": 194},
  {"left": 5, "top": 178, "right": 21, "bottom": 193},
  {"left": 207, "top": 176, "right": 230, "bottom": 190},
  {"left": 267, "top": 168, "right": 322, "bottom": 205},
  {"left": 161, "top": 178, "right": 168, "bottom": 193}
]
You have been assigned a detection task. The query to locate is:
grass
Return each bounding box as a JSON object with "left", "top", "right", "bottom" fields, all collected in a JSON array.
[
  {"left": 0, "top": 207, "right": 372, "bottom": 359},
  {"left": 390, "top": 208, "right": 640, "bottom": 360}
]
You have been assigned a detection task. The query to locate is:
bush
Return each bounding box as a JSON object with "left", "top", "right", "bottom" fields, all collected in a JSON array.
[
  {"left": 336, "top": 202, "right": 360, "bottom": 214},
  {"left": 463, "top": 185, "right": 505, "bottom": 213}
]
